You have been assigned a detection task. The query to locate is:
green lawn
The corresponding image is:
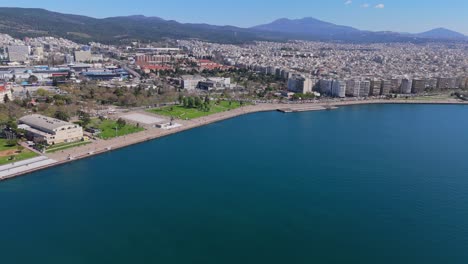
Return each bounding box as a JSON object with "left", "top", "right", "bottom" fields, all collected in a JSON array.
[
  {"left": 46, "top": 141, "right": 92, "bottom": 153},
  {"left": 89, "top": 119, "right": 144, "bottom": 140},
  {"left": 0, "top": 139, "right": 39, "bottom": 166},
  {"left": 148, "top": 101, "right": 245, "bottom": 120}
]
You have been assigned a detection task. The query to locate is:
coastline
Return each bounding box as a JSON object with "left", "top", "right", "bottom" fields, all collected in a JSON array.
[{"left": 1, "top": 99, "right": 467, "bottom": 182}]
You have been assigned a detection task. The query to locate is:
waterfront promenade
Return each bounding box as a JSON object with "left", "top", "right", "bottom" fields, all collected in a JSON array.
[{"left": 1, "top": 98, "right": 467, "bottom": 181}]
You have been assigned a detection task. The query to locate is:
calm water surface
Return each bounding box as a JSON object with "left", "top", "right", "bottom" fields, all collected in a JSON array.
[{"left": 1, "top": 104, "right": 468, "bottom": 264}]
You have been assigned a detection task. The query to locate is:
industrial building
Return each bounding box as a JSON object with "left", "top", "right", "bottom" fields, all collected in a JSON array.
[{"left": 18, "top": 114, "right": 83, "bottom": 145}]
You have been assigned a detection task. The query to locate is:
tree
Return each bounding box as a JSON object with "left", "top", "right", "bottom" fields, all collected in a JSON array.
[
  {"left": 17, "top": 145, "right": 25, "bottom": 153},
  {"left": 6, "top": 138, "right": 18, "bottom": 147},
  {"left": 36, "top": 88, "right": 49, "bottom": 97},
  {"left": 79, "top": 111, "right": 91, "bottom": 127},
  {"left": 187, "top": 97, "right": 195, "bottom": 108},
  {"left": 194, "top": 97, "right": 202, "bottom": 108},
  {"left": 28, "top": 75, "right": 39, "bottom": 84},
  {"left": 54, "top": 110, "right": 70, "bottom": 122},
  {"left": 117, "top": 118, "right": 126, "bottom": 128}
]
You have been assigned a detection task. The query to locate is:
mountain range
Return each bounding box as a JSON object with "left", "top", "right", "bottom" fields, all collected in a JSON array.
[{"left": 0, "top": 7, "right": 466, "bottom": 44}]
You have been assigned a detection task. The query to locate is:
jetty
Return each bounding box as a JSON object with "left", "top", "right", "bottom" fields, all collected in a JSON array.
[{"left": 277, "top": 105, "right": 337, "bottom": 113}]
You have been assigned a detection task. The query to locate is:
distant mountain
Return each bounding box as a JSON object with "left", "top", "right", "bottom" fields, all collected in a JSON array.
[
  {"left": 252, "top": 17, "right": 361, "bottom": 37},
  {"left": 416, "top": 28, "right": 467, "bottom": 40},
  {"left": 0, "top": 7, "right": 465, "bottom": 44},
  {"left": 0, "top": 7, "right": 270, "bottom": 44}
]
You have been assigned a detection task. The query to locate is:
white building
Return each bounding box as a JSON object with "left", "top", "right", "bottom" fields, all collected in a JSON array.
[
  {"left": 74, "top": 50, "right": 92, "bottom": 63},
  {"left": 181, "top": 75, "right": 205, "bottom": 90},
  {"left": 19, "top": 114, "right": 83, "bottom": 145},
  {"left": 7, "top": 45, "right": 30, "bottom": 62}
]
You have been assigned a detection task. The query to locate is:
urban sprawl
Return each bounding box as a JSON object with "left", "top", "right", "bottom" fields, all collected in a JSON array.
[{"left": 0, "top": 33, "right": 467, "bottom": 179}]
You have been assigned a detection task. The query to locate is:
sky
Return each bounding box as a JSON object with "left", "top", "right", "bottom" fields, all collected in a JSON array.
[{"left": 2, "top": 0, "right": 468, "bottom": 34}]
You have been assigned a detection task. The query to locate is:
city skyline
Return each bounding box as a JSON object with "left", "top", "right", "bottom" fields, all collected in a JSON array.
[{"left": 2, "top": 0, "right": 468, "bottom": 35}]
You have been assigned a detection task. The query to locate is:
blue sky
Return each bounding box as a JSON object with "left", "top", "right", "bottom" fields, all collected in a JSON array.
[{"left": 2, "top": 0, "right": 468, "bottom": 34}]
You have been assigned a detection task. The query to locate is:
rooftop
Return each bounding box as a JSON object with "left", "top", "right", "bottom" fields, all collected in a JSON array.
[{"left": 19, "top": 114, "right": 75, "bottom": 132}]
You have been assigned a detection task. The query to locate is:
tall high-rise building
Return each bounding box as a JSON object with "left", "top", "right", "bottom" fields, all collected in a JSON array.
[
  {"left": 381, "top": 80, "right": 392, "bottom": 95},
  {"left": 401, "top": 79, "right": 413, "bottom": 94},
  {"left": 390, "top": 79, "right": 402, "bottom": 93},
  {"left": 370, "top": 80, "right": 382, "bottom": 96},
  {"left": 412, "top": 79, "right": 427, "bottom": 94},
  {"left": 345, "top": 80, "right": 361, "bottom": 97},
  {"left": 359, "top": 81, "right": 371, "bottom": 97},
  {"left": 319, "top": 79, "right": 333, "bottom": 95},
  {"left": 287, "top": 74, "right": 314, "bottom": 94},
  {"left": 437, "top": 78, "right": 457, "bottom": 89},
  {"left": 331, "top": 80, "right": 346, "bottom": 98}
]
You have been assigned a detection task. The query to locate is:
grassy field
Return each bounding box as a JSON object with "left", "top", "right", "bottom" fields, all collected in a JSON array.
[
  {"left": 89, "top": 119, "right": 144, "bottom": 140},
  {"left": 46, "top": 141, "right": 92, "bottom": 153},
  {"left": 0, "top": 139, "right": 39, "bottom": 166},
  {"left": 148, "top": 101, "right": 245, "bottom": 120}
]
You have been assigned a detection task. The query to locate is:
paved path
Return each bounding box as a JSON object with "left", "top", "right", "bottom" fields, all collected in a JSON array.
[{"left": 0, "top": 156, "right": 57, "bottom": 180}]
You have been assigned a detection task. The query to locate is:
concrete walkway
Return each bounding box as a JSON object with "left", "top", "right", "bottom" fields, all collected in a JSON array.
[{"left": 0, "top": 156, "right": 57, "bottom": 180}]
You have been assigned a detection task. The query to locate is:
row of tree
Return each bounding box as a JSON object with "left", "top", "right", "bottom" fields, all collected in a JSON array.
[{"left": 179, "top": 95, "right": 211, "bottom": 112}]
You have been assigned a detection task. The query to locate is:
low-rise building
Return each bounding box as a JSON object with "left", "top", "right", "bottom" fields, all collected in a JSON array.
[
  {"left": 181, "top": 75, "right": 205, "bottom": 90},
  {"left": 74, "top": 50, "right": 92, "bottom": 63},
  {"left": 19, "top": 114, "right": 83, "bottom": 145},
  {"left": 197, "top": 77, "right": 231, "bottom": 91}
]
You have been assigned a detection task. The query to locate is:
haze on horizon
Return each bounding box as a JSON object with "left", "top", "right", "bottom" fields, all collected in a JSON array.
[{"left": 2, "top": 0, "right": 468, "bottom": 35}]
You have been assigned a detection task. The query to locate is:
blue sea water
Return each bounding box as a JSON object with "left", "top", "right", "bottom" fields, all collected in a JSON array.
[{"left": 1, "top": 104, "right": 468, "bottom": 264}]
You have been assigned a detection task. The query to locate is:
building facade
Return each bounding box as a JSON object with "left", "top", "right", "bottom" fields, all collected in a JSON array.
[
  {"left": 19, "top": 114, "right": 83, "bottom": 145},
  {"left": 288, "top": 74, "right": 313, "bottom": 94}
]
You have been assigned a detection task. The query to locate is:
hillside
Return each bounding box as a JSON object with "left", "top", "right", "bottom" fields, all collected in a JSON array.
[
  {"left": 0, "top": 7, "right": 465, "bottom": 44},
  {"left": 0, "top": 7, "right": 270, "bottom": 44}
]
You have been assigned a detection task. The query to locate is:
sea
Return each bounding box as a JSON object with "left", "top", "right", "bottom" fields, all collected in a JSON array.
[{"left": 1, "top": 104, "right": 468, "bottom": 264}]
